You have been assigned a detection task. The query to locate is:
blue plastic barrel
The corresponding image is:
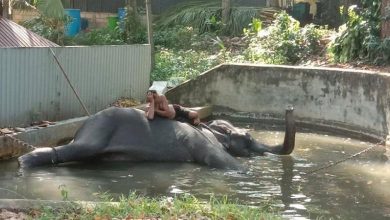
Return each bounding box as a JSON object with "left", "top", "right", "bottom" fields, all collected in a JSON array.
[
  {"left": 65, "top": 9, "right": 81, "bottom": 37},
  {"left": 118, "top": 8, "right": 127, "bottom": 30}
]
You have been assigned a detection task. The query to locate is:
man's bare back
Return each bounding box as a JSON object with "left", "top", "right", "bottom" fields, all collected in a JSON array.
[{"left": 145, "top": 90, "right": 200, "bottom": 125}]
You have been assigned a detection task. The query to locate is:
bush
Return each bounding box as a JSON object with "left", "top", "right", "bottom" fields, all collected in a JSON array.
[
  {"left": 244, "top": 11, "right": 327, "bottom": 64},
  {"left": 151, "top": 48, "right": 223, "bottom": 82},
  {"left": 154, "top": 26, "right": 197, "bottom": 49},
  {"left": 68, "top": 28, "right": 125, "bottom": 45},
  {"left": 154, "top": 26, "right": 217, "bottom": 51},
  {"left": 68, "top": 7, "right": 147, "bottom": 46},
  {"left": 22, "top": 15, "right": 68, "bottom": 45},
  {"left": 156, "top": 1, "right": 264, "bottom": 36},
  {"left": 329, "top": 1, "right": 390, "bottom": 64},
  {"left": 121, "top": 8, "right": 147, "bottom": 44}
]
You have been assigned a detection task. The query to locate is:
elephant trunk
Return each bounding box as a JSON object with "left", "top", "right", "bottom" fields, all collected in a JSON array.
[
  {"left": 278, "top": 106, "right": 296, "bottom": 155},
  {"left": 18, "top": 147, "right": 58, "bottom": 168},
  {"left": 249, "top": 107, "right": 296, "bottom": 155}
]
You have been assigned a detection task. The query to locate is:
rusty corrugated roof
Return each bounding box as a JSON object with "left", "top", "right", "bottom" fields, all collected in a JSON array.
[{"left": 0, "top": 17, "right": 59, "bottom": 48}]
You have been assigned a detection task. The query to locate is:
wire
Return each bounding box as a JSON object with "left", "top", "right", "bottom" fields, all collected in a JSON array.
[{"left": 303, "top": 143, "right": 382, "bottom": 175}]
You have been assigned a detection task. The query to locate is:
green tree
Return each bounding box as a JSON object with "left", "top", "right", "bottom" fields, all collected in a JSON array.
[{"left": 18, "top": 0, "right": 67, "bottom": 44}]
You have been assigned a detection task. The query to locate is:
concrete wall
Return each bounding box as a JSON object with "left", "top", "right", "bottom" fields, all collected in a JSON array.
[
  {"left": 12, "top": 10, "right": 147, "bottom": 29},
  {"left": 81, "top": 12, "right": 116, "bottom": 29},
  {"left": 166, "top": 64, "right": 390, "bottom": 142},
  {"left": 0, "top": 45, "right": 151, "bottom": 127},
  {"left": 12, "top": 10, "right": 115, "bottom": 29}
]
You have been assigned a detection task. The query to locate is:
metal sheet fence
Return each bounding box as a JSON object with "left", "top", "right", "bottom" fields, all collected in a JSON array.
[{"left": 0, "top": 45, "right": 151, "bottom": 127}]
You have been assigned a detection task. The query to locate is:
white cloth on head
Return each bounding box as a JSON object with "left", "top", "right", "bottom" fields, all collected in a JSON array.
[{"left": 148, "top": 81, "right": 168, "bottom": 95}]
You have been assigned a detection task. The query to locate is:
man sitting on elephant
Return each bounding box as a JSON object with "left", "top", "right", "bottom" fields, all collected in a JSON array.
[{"left": 145, "top": 89, "right": 200, "bottom": 125}]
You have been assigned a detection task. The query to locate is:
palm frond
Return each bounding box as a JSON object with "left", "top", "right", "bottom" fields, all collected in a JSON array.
[
  {"left": 156, "top": 1, "right": 219, "bottom": 28},
  {"left": 157, "top": 1, "right": 274, "bottom": 36},
  {"left": 35, "top": 0, "right": 64, "bottom": 18}
]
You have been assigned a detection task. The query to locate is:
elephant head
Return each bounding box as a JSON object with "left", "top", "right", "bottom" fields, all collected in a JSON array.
[{"left": 205, "top": 107, "right": 295, "bottom": 156}]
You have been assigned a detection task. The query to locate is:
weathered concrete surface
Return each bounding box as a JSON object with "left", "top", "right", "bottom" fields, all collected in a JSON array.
[
  {"left": 0, "top": 199, "right": 119, "bottom": 212},
  {"left": 0, "top": 116, "right": 87, "bottom": 160},
  {"left": 166, "top": 64, "right": 390, "bottom": 143}
]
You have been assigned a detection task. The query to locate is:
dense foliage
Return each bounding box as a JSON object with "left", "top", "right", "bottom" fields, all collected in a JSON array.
[
  {"left": 329, "top": 0, "right": 390, "bottom": 64},
  {"left": 151, "top": 11, "right": 327, "bottom": 82},
  {"left": 151, "top": 48, "right": 222, "bottom": 82},
  {"left": 152, "top": 25, "right": 225, "bottom": 83},
  {"left": 244, "top": 11, "right": 326, "bottom": 64},
  {"left": 67, "top": 28, "right": 124, "bottom": 45},
  {"left": 153, "top": 26, "right": 210, "bottom": 50},
  {"left": 22, "top": 15, "right": 68, "bottom": 45},
  {"left": 120, "top": 8, "right": 147, "bottom": 44},
  {"left": 156, "top": 0, "right": 264, "bottom": 36},
  {"left": 22, "top": 7, "right": 147, "bottom": 46},
  {"left": 67, "top": 8, "right": 147, "bottom": 46},
  {"left": 21, "top": 0, "right": 389, "bottom": 83}
]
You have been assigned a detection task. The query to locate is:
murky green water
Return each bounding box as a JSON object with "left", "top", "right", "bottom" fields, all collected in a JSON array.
[{"left": 0, "top": 126, "right": 389, "bottom": 219}]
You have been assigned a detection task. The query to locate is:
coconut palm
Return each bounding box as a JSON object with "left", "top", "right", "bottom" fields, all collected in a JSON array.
[
  {"left": 13, "top": 0, "right": 67, "bottom": 45},
  {"left": 12, "top": 0, "right": 64, "bottom": 17}
]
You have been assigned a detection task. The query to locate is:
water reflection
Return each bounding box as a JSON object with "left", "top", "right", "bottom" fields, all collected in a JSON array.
[{"left": 0, "top": 130, "right": 389, "bottom": 219}]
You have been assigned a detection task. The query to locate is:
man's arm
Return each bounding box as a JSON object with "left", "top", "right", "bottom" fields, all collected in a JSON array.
[
  {"left": 145, "top": 92, "right": 155, "bottom": 120},
  {"left": 155, "top": 95, "right": 173, "bottom": 118},
  {"left": 145, "top": 102, "right": 155, "bottom": 120}
]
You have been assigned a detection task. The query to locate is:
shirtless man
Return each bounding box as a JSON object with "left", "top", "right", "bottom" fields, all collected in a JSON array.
[{"left": 145, "top": 90, "right": 200, "bottom": 125}]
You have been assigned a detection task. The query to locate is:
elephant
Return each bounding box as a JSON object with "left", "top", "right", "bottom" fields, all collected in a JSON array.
[{"left": 18, "top": 106, "right": 296, "bottom": 170}]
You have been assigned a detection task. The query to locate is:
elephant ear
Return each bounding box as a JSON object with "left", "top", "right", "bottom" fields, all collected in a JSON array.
[{"left": 218, "top": 124, "right": 232, "bottom": 135}]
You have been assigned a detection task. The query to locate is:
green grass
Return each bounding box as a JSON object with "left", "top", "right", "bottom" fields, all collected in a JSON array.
[{"left": 31, "top": 193, "right": 282, "bottom": 220}]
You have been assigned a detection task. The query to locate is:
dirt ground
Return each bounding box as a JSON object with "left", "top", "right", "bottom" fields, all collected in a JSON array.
[{"left": 0, "top": 209, "right": 28, "bottom": 220}]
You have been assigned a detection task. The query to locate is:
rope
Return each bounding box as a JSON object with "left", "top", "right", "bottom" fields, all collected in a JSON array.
[
  {"left": 0, "top": 187, "right": 27, "bottom": 199},
  {"left": 0, "top": 131, "right": 36, "bottom": 159},
  {"left": 190, "top": 123, "right": 220, "bottom": 147},
  {"left": 304, "top": 142, "right": 382, "bottom": 175}
]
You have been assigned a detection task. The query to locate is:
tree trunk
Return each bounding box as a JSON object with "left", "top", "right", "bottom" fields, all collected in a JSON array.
[
  {"left": 382, "top": 0, "right": 390, "bottom": 39},
  {"left": 2, "top": 0, "right": 11, "bottom": 19},
  {"left": 128, "top": 0, "right": 137, "bottom": 13},
  {"left": 266, "top": 0, "right": 280, "bottom": 7},
  {"left": 146, "top": 0, "right": 154, "bottom": 70},
  {"left": 0, "top": 0, "right": 3, "bottom": 17},
  {"left": 222, "top": 0, "right": 230, "bottom": 25}
]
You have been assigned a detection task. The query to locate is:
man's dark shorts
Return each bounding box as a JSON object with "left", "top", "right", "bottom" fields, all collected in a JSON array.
[{"left": 173, "top": 104, "right": 192, "bottom": 124}]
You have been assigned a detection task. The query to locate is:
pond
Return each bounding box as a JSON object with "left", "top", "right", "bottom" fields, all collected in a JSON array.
[{"left": 0, "top": 123, "right": 389, "bottom": 219}]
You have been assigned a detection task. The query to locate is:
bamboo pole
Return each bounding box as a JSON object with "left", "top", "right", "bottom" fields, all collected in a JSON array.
[{"left": 49, "top": 48, "right": 91, "bottom": 117}]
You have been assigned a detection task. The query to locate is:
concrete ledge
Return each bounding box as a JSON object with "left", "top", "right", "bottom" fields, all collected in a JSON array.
[
  {"left": 166, "top": 63, "right": 390, "bottom": 144},
  {"left": 212, "top": 107, "right": 383, "bottom": 143},
  {"left": 189, "top": 106, "right": 213, "bottom": 119},
  {"left": 0, "top": 116, "right": 87, "bottom": 160},
  {"left": 0, "top": 199, "right": 118, "bottom": 211}
]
